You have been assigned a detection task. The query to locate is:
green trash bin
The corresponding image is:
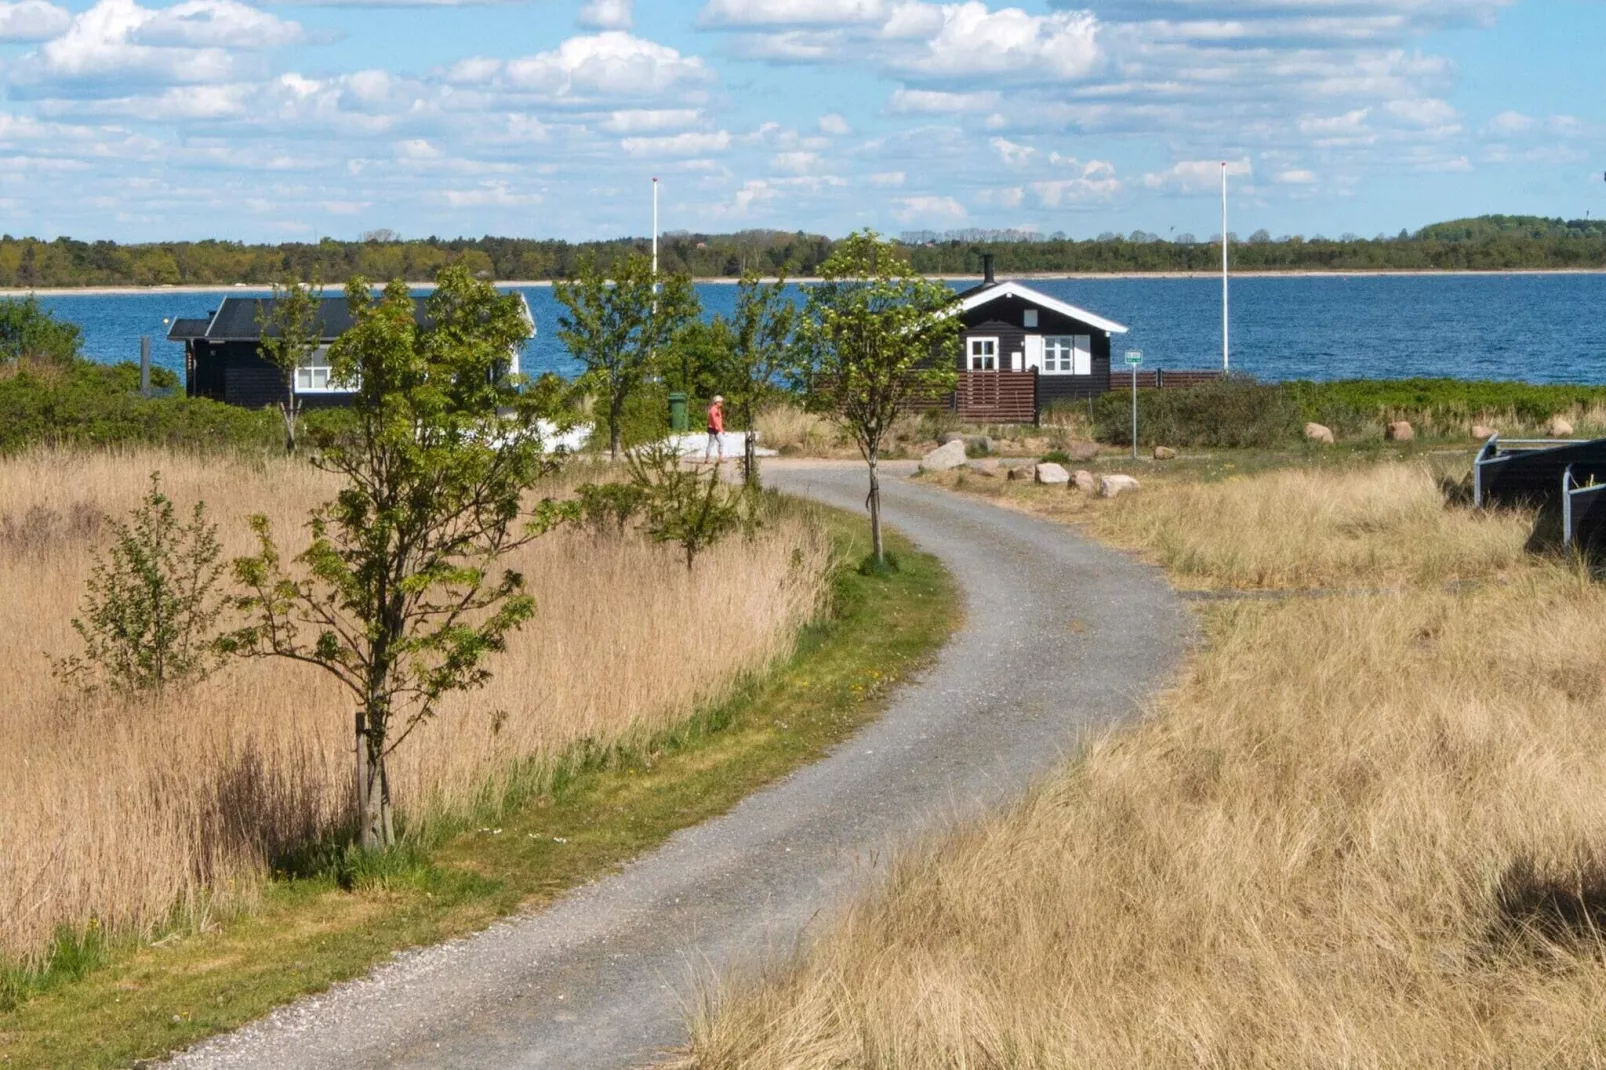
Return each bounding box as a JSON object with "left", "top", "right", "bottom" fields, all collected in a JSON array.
[{"left": 668, "top": 392, "right": 689, "bottom": 433}]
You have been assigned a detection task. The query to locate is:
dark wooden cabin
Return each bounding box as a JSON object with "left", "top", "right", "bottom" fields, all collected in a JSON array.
[
  {"left": 953, "top": 256, "right": 1130, "bottom": 417},
  {"left": 167, "top": 294, "right": 532, "bottom": 409}
]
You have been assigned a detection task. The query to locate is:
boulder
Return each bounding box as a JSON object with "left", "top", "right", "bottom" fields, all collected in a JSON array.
[
  {"left": 1385, "top": 421, "right": 1415, "bottom": 443},
  {"left": 965, "top": 434, "right": 995, "bottom": 455},
  {"left": 1470, "top": 424, "right": 1497, "bottom": 441},
  {"left": 937, "top": 431, "right": 965, "bottom": 446},
  {"left": 1099, "top": 474, "right": 1140, "bottom": 499},
  {"left": 920, "top": 438, "right": 969, "bottom": 472},
  {"left": 1035, "top": 462, "right": 1071, "bottom": 485},
  {"left": 1007, "top": 463, "right": 1038, "bottom": 482},
  {"left": 1304, "top": 422, "right": 1335, "bottom": 444},
  {"left": 1069, "top": 441, "right": 1101, "bottom": 462},
  {"left": 1153, "top": 446, "right": 1178, "bottom": 460},
  {"left": 967, "top": 458, "right": 1000, "bottom": 477},
  {"left": 1549, "top": 416, "right": 1575, "bottom": 438},
  {"left": 1073, "top": 469, "right": 1097, "bottom": 494}
]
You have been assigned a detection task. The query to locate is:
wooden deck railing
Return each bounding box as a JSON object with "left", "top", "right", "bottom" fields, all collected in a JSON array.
[{"left": 1109, "top": 369, "right": 1225, "bottom": 390}]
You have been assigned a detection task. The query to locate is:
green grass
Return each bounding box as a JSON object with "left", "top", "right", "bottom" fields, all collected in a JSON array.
[{"left": 0, "top": 504, "right": 958, "bottom": 1070}]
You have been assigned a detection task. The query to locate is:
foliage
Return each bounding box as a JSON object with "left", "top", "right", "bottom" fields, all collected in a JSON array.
[
  {"left": 0, "top": 360, "right": 277, "bottom": 454},
  {"left": 718, "top": 270, "right": 797, "bottom": 487},
  {"left": 1093, "top": 376, "right": 1302, "bottom": 449},
  {"left": 662, "top": 317, "right": 730, "bottom": 400},
  {"left": 53, "top": 473, "right": 224, "bottom": 694},
  {"left": 0, "top": 296, "right": 81, "bottom": 366},
  {"left": 795, "top": 230, "right": 960, "bottom": 560},
  {"left": 574, "top": 480, "right": 648, "bottom": 538},
  {"left": 1281, "top": 378, "right": 1606, "bottom": 429},
  {"left": 255, "top": 280, "right": 325, "bottom": 453},
  {"left": 554, "top": 253, "right": 699, "bottom": 460},
  {"left": 625, "top": 441, "right": 749, "bottom": 570},
  {"left": 224, "top": 266, "right": 561, "bottom": 850},
  {"left": 0, "top": 216, "right": 1601, "bottom": 287}
]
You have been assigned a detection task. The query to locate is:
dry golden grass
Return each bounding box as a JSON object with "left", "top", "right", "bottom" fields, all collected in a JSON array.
[
  {"left": 755, "top": 403, "right": 840, "bottom": 455},
  {"left": 946, "top": 461, "right": 1534, "bottom": 590},
  {"left": 0, "top": 448, "right": 830, "bottom": 967},
  {"left": 686, "top": 462, "right": 1606, "bottom": 1069}
]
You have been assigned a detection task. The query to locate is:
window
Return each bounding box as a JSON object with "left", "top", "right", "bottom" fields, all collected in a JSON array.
[
  {"left": 293, "top": 346, "right": 355, "bottom": 393},
  {"left": 1042, "top": 335, "right": 1092, "bottom": 375},
  {"left": 1023, "top": 309, "right": 1038, "bottom": 328},
  {"left": 967, "top": 337, "right": 998, "bottom": 371}
]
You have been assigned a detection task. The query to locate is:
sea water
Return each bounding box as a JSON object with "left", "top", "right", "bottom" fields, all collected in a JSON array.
[{"left": 36, "top": 272, "right": 1606, "bottom": 386}]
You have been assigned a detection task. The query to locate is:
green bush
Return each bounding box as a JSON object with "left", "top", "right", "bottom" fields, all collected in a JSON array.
[
  {"left": 1281, "top": 378, "right": 1606, "bottom": 431},
  {"left": 0, "top": 360, "right": 279, "bottom": 454},
  {"left": 0, "top": 295, "right": 82, "bottom": 366},
  {"left": 1093, "top": 376, "right": 1302, "bottom": 448}
]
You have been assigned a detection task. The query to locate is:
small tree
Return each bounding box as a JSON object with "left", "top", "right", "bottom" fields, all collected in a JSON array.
[
  {"left": 257, "top": 280, "right": 325, "bottom": 453},
  {"left": 795, "top": 231, "right": 959, "bottom": 563},
  {"left": 225, "top": 266, "right": 559, "bottom": 850},
  {"left": 625, "top": 441, "right": 747, "bottom": 570},
  {"left": 54, "top": 472, "right": 225, "bottom": 694},
  {"left": 720, "top": 271, "right": 796, "bottom": 488},
  {"left": 555, "top": 253, "right": 699, "bottom": 461}
]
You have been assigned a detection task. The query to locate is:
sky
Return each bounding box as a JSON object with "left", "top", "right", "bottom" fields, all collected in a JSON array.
[{"left": 0, "top": 0, "right": 1601, "bottom": 243}]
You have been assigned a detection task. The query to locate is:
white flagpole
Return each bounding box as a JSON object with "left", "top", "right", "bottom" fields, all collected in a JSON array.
[
  {"left": 1221, "top": 161, "right": 1230, "bottom": 375},
  {"left": 652, "top": 177, "right": 659, "bottom": 283}
]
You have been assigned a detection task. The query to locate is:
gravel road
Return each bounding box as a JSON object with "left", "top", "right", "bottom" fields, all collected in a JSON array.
[{"left": 167, "top": 460, "right": 1188, "bottom": 1070}]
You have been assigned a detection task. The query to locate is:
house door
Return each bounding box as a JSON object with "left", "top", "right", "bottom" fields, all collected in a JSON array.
[{"left": 968, "top": 337, "right": 998, "bottom": 370}]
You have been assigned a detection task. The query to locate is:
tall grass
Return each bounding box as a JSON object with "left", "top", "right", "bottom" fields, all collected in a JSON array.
[
  {"left": 686, "top": 463, "right": 1606, "bottom": 1068},
  {"left": 0, "top": 448, "right": 830, "bottom": 968}
]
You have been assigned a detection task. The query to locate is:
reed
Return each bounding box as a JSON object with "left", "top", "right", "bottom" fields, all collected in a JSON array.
[
  {"left": 685, "top": 462, "right": 1606, "bottom": 1069},
  {"left": 0, "top": 447, "right": 830, "bottom": 967}
]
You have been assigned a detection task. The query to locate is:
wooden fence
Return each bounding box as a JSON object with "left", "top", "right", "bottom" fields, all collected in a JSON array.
[
  {"left": 955, "top": 371, "right": 1038, "bottom": 424},
  {"left": 1109, "top": 369, "right": 1225, "bottom": 390}
]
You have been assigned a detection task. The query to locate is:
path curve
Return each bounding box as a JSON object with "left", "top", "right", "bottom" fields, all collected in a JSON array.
[{"left": 169, "top": 461, "right": 1188, "bottom": 1070}]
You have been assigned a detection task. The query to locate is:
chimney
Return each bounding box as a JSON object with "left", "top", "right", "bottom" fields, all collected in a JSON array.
[{"left": 982, "top": 253, "right": 996, "bottom": 285}]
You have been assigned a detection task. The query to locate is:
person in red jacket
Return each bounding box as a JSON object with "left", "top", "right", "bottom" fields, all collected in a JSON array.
[{"left": 704, "top": 394, "right": 725, "bottom": 463}]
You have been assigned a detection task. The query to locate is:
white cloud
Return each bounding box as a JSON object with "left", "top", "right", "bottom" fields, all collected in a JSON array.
[
  {"left": 699, "top": 0, "right": 888, "bottom": 27},
  {"left": 1031, "top": 159, "right": 1120, "bottom": 206},
  {"left": 867, "top": 169, "right": 904, "bottom": 187},
  {"left": 578, "top": 0, "right": 631, "bottom": 30},
  {"left": 888, "top": 88, "right": 1000, "bottom": 114},
  {"left": 0, "top": 1, "right": 69, "bottom": 42},
  {"left": 600, "top": 108, "right": 702, "bottom": 134},
  {"left": 772, "top": 149, "right": 819, "bottom": 173},
  {"left": 1141, "top": 157, "right": 1249, "bottom": 193},
  {"left": 135, "top": 0, "right": 303, "bottom": 49},
  {"left": 620, "top": 130, "right": 732, "bottom": 157},
  {"left": 1272, "top": 168, "right": 1317, "bottom": 184},
  {"left": 443, "top": 180, "right": 541, "bottom": 207},
  {"left": 990, "top": 136, "right": 1033, "bottom": 167},
  {"left": 1384, "top": 97, "right": 1457, "bottom": 128},
  {"left": 448, "top": 33, "right": 712, "bottom": 102},
  {"left": 818, "top": 112, "right": 850, "bottom": 136},
  {"left": 893, "top": 193, "right": 966, "bottom": 223}
]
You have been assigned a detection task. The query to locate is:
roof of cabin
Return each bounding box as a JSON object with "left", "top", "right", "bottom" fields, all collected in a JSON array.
[
  {"left": 170, "top": 293, "right": 534, "bottom": 343},
  {"left": 165, "top": 317, "right": 211, "bottom": 341},
  {"left": 956, "top": 279, "right": 1129, "bottom": 335}
]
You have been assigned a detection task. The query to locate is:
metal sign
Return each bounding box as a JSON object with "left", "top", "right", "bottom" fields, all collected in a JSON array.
[{"left": 1125, "top": 350, "right": 1143, "bottom": 366}]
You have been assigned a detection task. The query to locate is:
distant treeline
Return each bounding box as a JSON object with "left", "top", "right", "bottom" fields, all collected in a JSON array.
[{"left": 0, "top": 215, "right": 1601, "bottom": 287}]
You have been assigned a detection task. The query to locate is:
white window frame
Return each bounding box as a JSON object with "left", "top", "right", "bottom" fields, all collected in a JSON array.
[
  {"left": 967, "top": 336, "right": 998, "bottom": 371},
  {"left": 293, "top": 345, "right": 357, "bottom": 394},
  {"left": 1042, "top": 335, "right": 1093, "bottom": 376}
]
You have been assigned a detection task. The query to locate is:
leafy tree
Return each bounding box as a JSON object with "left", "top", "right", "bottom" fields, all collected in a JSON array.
[
  {"left": 625, "top": 441, "right": 747, "bottom": 570},
  {"left": 225, "top": 266, "right": 561, "bottom": 851},
  {"left": 0, "top": 296, "right": 81, "bottom": 367},
  {"left": 554, "top": 253, "right": 699, "bottom": 461},
  {"left": 54, "top": 473, "right": 225, "bottom": 694},
  {"left": 718, "top": 271, "right": 796, "bottom": 488},
  {"left": 256, "top": 279, "right": 325, "bottom": 454},
  {"left": 663, "top": 317, "right": 730, "bottom": 401},
  {"left": 795, "top": 231, "right": 959, "bottom": 564}
]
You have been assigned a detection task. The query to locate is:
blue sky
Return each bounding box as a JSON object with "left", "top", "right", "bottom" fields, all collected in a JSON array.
[{"left": 0, "top": 0, "right": 1600, "bottom": 243}]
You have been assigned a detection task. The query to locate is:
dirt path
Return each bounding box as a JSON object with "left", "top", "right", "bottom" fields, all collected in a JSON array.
[{"left": 168, "top": 461, "right": 1188, "bottom": 1070}]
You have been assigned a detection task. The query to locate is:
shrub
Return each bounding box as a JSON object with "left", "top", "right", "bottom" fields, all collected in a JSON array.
[
  {"left": 53, "top": 473, "right": 225, "bottom": 694},
  {"left": 0, "top": 296, "right": 82, "bottom": 367},
  {"left": 1093, "top": 376, "right": 1301, "bottom": 449}
]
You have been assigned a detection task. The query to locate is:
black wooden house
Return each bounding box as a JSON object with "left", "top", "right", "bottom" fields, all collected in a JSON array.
[
  {"left": 168, "top": 294, "right": 532, "bottom": 409},
  {"left": 951, "top": 257, "right": 1130, "bottom": 421}
]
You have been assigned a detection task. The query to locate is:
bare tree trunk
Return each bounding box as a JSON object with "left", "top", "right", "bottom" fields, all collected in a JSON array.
[
  {"left": 610, "top": 397, "right": 623, "bottom": 464},
  {"left": 868, "top": 449, "right": 883, "bottom": 563},
  {"left": 743, "top": 408, "right": 759, "bottom": 490},
  {"left": 280, "top": 393, "right": 300, "bottom": 454},
  {"left": 355, "top": 709, "right": 391, "bottom": 850}
]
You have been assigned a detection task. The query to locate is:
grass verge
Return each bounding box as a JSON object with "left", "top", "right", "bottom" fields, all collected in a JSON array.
[{"left": 0, "top": 503, "right": 957, "bottom": 1070}]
